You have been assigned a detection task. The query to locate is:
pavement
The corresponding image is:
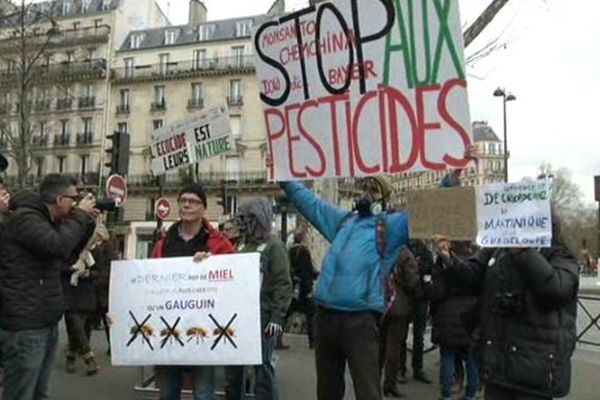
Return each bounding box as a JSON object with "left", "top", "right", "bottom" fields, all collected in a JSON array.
[{"left": 0, "top": 281, "right": 598, "bottom": 399}]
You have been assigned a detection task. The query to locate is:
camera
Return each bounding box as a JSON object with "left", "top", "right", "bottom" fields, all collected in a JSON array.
[{"left": 95, "top": 198, "right": 117, "bottom": 212}]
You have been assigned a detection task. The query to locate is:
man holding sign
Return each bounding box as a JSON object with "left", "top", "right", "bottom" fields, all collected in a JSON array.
[
  {"left": 433, "top": 208, "right": 578, "bottom": 399},
  {"left": 151, "top": 183, "right": 235, "bottom": 400}
]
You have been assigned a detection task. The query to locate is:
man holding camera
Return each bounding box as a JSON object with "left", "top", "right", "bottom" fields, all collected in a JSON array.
[{"left": 0, "top": 174, "right": 98, "bottom": 400}]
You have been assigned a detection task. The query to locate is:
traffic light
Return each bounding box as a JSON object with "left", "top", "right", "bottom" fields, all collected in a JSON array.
[{"left": 105, "top": 131, "right": 130, "bottom": 176}]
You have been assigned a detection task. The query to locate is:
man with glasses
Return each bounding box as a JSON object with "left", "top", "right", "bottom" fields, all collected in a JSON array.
[
  {"left": 151, "top": 183, "right": 235, "bottom": 400},
  {"left": 0, "top": 174, "right": 99, "bottom": 400}
]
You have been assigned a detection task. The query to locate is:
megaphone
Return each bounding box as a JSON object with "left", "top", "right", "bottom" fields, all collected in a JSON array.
[{"left": 0, "top": 152, "right": 8, "bottom": 172}]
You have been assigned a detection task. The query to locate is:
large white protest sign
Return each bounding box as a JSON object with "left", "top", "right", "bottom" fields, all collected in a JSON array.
[
  {"left": 476, "top": 181, "right": 553, "bottom": 248},
  {"left": 109, "top": 254, "right": 262, "bottom": 366},
  {"left": 254, "top": 0, "right": 473, "bottom": 181},
  {"left": 150, "top": 106, "right": 233, "bottom": 175}
]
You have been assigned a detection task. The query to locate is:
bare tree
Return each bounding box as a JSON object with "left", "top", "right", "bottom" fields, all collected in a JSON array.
[{"left": 0, "top": 0, "right": 59, "bottom": 187}]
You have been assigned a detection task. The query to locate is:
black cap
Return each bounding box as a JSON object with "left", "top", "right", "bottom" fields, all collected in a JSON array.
[
  {"left": 0, "top": 152, "right": 8, "bottom": 172},
  {"left": 179, "top": 183, "right": 207, "bottom": 208}
]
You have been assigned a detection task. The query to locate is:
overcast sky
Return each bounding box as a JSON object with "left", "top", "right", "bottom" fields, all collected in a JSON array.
[{"left": 160, "top": 0, "right": 599, "bottom": 203}]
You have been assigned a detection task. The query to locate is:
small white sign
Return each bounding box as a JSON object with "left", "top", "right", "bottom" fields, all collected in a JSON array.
[
  {"left": 109, "top": 253, "right": 262, "bottom": 366},
  {"left": 150, "top": 106, "right": 233, "bottom": 175},
  {"left": 476, "top": 181, "right": 553, "bottom": 248}
]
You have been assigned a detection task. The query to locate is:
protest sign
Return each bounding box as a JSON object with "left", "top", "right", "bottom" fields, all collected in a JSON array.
[
  {"left": 109, "top": 254, "right": 262, "bottom": 366},
  {"left": 407, "top": 186, "right": 477, "bottom": 241},
  {"left": 476, "top": 181, "right": 553, "bottom": 248},
  {"left": 150, "top": 106, "right": 233, "bottom": 175},
  {"left": 254, "top": 0, "right": 473, "bottom": 181}
]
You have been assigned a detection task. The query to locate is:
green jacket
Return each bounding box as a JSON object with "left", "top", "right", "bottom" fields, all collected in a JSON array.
[{"left": 238, "top": 235, "right": 292, "bottom": 326}]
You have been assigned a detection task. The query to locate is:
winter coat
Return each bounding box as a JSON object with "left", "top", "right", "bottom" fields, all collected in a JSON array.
[
  {"left": 449, "top": 247, "right": 579, "bottom": 398},
  {"left": 389, "top": 246, "right": 419, "bottom": 316},
  {"left": 151, "top": 219, "right": 235, "bottom": 259},
  {"left": 94, "top": 242, "right": 117, "bottom": 311},
  {"left": 288, "top": 243, "right": 317, "bottom": 300},
  {"left": 427, "top": 257, "right": 479, "bottom": 348},
  {"left": 238, "top": 235, "right": 292, "bottom": 327},
  {"left": 281, "top": 181, "right": 409, "bottom": 313},
  {"left": 0, "top": 191, "right": 95, "bottom": 331}
]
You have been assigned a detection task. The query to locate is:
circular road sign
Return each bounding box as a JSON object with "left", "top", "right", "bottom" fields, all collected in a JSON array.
[
  {"left": 155, "top": 197, "right": 171, "bottom": 220},
  {"left": 105, "top": 174, "right": 128, "bottom": 207}
]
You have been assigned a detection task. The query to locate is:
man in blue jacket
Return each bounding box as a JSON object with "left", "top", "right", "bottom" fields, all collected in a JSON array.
[{"left": 280, "top": 177, "right": 409, "bottom": 400}]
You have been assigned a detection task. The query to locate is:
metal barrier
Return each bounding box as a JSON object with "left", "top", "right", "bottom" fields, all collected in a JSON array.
[{"left": 577, "top": 292, "right": 600, "bottom": 348}]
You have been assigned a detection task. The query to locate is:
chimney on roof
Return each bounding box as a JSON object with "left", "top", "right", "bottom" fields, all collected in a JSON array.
[{"left": 189, "top": 0, "right": 207, "bottom": 25}]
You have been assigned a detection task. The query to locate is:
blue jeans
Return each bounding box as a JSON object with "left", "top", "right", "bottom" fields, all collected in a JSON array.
[
  {"left": 0, "top": 324, "right": 59, "bottom": 400},
  {"left": 225, "top": 336, "right": 278, "bottom": 400},
  {"left": 440, "top": 346, "right": 479, "bottom": 400},
  {"left": 158, "top": 366, "right": 215, "bottom": 400}
]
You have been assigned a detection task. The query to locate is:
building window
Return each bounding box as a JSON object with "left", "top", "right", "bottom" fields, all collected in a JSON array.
[
  {"left": 44, "top": 54, "right": 52, "bottom": 67},
  {"left": 86, "top": 48, "right": 95, "bottom": 61},
  {"left": 61, "top": 119, "right": 69, "bottom": 136},
  {"left": 190, "top": 83, "right": 203, "bottom": 107},
  {"left": 62, "top": 1, "right": 72, "bottom": 15},
  {"left": 231, "top": 46, "right": 244, "bottom": 67},
  {"left": 117, "top": 122, "right": 128, "bottom": 133},
  {"left": 230, "top": 116, "right": 241, "bottom": 140},
  {"left": 153, "top": 119, "right": 163, "bottom": 131},
  {"left": 57, "top": 156, "right": 66, "bottom": 173},
  {"left": 39, "top": 121, "right": 46, "bottom": 137},
  {"left": 102, "top": 0, "right": 111, "bottom": 11},
  {"left": 226, "top": 157, "right": 240, "bottom": 180},
  {"left": 80, "top": 154, "right": 89, "bottom": 175},
  {"left": 198, "top": 24, "right": 215, "bottom": 41},
  {"left": 82, "top": 84, "right": 93, "bottom": 99},
  {"left": 120, "top": 89, "right": 130, "bottom": 107},
  {"left": 35, "top": 157, "right": 44, "bottom": 177},
  {"left": 164, "top": 29, "right": 178, "bottom": 45},
  {"left": 235, "top": 20, "right": 252, "bottom": 37},
  {"left": 72, "top": 21, "right": 80, "bottom": 30},
  {"left": 82, "top": 0, "right": 92, "bottom": 13},
  {"left": 65, "top": 51, "right": 74, "bottom": 64},
  {"left": 154, "top": 86, "right": 165, "bottom": 107},
  {"left": 130, "top": 34, "right": 144, "bottom": 49},
  {"left": 124, "top": 58, "right": 135, "bottom": 78},
  {"left": 193, "top": 49, "right": 207, "bottom": 69},
  {"left": 159, "top": 53, "right": 170, "bottom": 74},
  {"left": 82, "top": 117, "right": 93, "bottom": 134},
  {"left": 228, "top": 80, "right": 242, "bottom": 105}
]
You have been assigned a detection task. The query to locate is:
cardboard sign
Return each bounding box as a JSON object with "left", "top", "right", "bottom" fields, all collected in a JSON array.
[
  {"left": 254, "top": 0, "right": 473, "bottom": 181},
  {"left": 109, "top": 254, "right": 262, "bottom": 366},
  {"left": 407, "top": 186, "right": 477, "bottom": 241},
  {"left": 476, "top": 181, "right": 553, "bottom": 248},
  {"left": 150, "top": 106, "right": 233, "bottom": 175}
]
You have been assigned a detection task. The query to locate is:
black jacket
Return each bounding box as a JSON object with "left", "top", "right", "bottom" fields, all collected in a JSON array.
[
  {"left": 289, "top": 243, "right": 317, "bottom": 300},
  {"left": 427, "top": 257, "right": 479, "bottom": 348},
  {"left": 449, "top": 247, "right": 578, "bottom": 398},
  {"left": 0, "top": 192, "right": 95, "bottom": 331}
]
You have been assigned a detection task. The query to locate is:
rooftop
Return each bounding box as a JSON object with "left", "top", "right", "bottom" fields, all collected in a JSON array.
[{"left": 473, "top": 121, "right": 501, "bottom": 142}]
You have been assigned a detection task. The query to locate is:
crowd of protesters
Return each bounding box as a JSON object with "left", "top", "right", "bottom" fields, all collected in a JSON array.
[{"left": 0, "top": 145, "right": 581, "bottom": 400}]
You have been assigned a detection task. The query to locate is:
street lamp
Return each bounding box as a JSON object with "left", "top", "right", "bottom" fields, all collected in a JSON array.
[{"left": 493, "top": 87, "right": 516, "bottom": 182}]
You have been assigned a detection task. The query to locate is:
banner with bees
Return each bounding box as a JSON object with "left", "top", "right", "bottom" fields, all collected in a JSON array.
[{"left": 109, "top": 253, "right": 262, "bottom": 366}]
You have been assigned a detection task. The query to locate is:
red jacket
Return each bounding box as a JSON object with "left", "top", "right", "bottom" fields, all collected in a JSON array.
[{"left": 151, "top": 219, "right": 235, "bottom": 258}]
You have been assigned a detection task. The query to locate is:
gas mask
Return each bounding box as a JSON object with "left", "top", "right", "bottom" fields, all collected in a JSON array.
[
  {"left": 235, "top": 212, "right": 258, "bottom": 238},
  {"left": 354, "top": 197, "right": 384, "bottom": 218}
]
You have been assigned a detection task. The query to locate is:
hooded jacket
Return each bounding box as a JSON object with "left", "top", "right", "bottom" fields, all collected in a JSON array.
[
  {"left": 0, "top": 191, "right": 95, "bottom": 331},
  {"left": 281, "top": 181, "right": 409, "bottom": 313},
  {"left": 236, "top": 199, "right": 292, "bottom": 327}
]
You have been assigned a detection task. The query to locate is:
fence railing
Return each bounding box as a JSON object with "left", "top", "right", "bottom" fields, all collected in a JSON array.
[{"left": 577, "top": 292, "right": 600, "bottom": 348}]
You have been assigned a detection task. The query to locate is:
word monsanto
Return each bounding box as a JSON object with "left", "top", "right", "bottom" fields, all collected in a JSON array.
[{"left": 254, "top": 0, "right": 473, "bottom": 181}]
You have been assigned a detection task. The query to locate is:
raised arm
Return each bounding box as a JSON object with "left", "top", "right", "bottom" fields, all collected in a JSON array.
[{"left": 280, "top": 181, "right": 348, "bottom": 243}]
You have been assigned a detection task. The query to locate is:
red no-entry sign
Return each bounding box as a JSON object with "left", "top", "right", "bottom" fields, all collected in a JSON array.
[
  {"left": 106, "top": 174, "right": 128, "bottom": 207},
  {"left": 155, "top": 198, "right": 171, "bottom": 220}
]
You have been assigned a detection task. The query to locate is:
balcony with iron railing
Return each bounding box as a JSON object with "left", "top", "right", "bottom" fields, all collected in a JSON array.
[
  {"left": 111, "top": 55, "right": 255, "bottom": 83},
  {"left": 127, "top": 170, "right": 274, "bottom": 189},
  {"left": 150, "top": 101, "right": 166, "bottom": 112},
  {"left": 53, "top": 134, "right": 71, "bottom": 147},
  {"left": 116, "top": 104, "right": 130, "bottom": 114},
  {"left": 78, "top": 96, "right": 96, "bottom": 109},
  {"left": 76, "top": 132, "right": 95, "bottom": 146},
  {"left": 34, "top": 100, "right": 52, "bottom": 112},
  {"left": 0, "top": 59, "right": 107, "bottom": 87},
  {"left": 227, "top": 96, "right": 244, "bottom": 107},
  {"left": 56, "top": 98, "right": 73, "bottom": 111},
  {"left": 187, "top": 98, "right": 204, "bottom": 109},
  {"left": 50, "top": 25, "right": 111, "bottom": 47},
  {"left": 31, "top": 135, "right": 49, "bottom": 148}
]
